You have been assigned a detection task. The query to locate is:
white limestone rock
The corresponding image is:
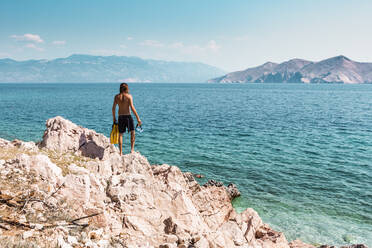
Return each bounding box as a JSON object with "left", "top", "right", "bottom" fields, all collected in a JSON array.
[
  {"left": 0, "top": 116, "right": 323, "bottom": 248},
  {"left": 40, "top": 116, "right": 117, "bottom": 160}
]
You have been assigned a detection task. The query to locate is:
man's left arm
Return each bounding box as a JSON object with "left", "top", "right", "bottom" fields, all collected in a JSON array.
[{"left": 129, "top": 96, "right": 142, "bottom": 126}]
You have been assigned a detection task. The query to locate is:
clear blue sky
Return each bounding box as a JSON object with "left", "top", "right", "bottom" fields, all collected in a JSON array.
[{"left": 1, "top": 0, "right": 371, "bottom": 71}]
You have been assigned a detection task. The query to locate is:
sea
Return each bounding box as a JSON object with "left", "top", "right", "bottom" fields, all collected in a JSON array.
[{"left": 0, "top": 83, "right": 371, "bottom": 245}]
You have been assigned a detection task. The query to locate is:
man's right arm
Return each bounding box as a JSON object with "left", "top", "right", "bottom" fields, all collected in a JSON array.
[{"left": 112, "top": 95, "right": 117, "bottom": 123}]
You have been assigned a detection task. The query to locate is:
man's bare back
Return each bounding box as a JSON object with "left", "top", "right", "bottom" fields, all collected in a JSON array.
[{"left": 115, "top": 93, "right": 131, "bottom": 115}]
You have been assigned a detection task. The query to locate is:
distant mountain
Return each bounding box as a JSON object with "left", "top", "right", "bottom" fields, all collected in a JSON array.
[
  {"left": 0, "top": 54, "right": 226, "bottom": 83},
  {"left": 208, "top": 56, "right": 372, "bottom": 84}
]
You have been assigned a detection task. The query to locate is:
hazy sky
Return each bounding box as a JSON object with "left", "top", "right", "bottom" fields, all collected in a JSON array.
[{"left": 1, "top": 0, "right": 372, "bottom": 71}]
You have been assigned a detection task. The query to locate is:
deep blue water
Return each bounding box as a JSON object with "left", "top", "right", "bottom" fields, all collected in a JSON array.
[{"left": 0, "top": 83, "right": 371, "bottom": 245}]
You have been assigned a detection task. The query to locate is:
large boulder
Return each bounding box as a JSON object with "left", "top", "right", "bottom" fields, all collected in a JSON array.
[{"left": 40, "top": 116, "right": 117, "bottom": 160}]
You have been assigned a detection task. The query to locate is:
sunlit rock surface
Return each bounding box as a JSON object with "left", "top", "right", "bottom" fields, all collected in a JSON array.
[{"left": 0, "top": 116, "right": 366, "bottom": 248}]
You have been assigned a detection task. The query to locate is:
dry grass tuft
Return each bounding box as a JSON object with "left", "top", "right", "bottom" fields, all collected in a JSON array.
[
  {"left": 39, "top": 148, "right": 93, "bottom": 176},
  {"left": 0, "top": 147, "right": 36, "bottom": 161},
  {"left": 0, "top": 145, "right": 94, "bottom": 176}
]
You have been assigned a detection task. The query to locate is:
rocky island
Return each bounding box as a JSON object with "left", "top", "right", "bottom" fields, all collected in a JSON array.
[
  {"left": 208, "top": 56, "right": 372, "bottom": 84},
  {"left": 0, "top": 117, "right": 367, "bottom": 247}
]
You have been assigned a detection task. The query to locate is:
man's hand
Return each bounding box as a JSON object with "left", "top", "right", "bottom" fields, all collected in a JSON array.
[{"left": 138, "top": 120, "right": 142, "bottom": 126}]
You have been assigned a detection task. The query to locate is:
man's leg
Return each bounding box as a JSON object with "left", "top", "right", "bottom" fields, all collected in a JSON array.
[
  {"left": 119, "top": 133, "right": 124, "bottom": 155},
  {"left": 130, "top": 130, "right": 135, "bottom": 153}
]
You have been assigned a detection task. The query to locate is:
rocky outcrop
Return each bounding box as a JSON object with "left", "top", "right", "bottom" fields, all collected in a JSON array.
[
  {"left": 203, "top": 180, "right": 241, "bottom": 200},
  {"left": 0, "top": 116, "right": 366, "bottom": 248},
  {"left": 40, "top": 116, "right": 117, "bottom": 160}
]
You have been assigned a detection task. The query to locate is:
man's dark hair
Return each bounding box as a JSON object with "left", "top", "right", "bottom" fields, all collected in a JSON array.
[{"left": 120, "top": 83, "right": 129, "bottom": 93}]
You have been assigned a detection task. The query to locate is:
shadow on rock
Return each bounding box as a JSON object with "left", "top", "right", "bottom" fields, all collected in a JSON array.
[{"left": 78, "top": 133, "right": 105, "bottom": 160}]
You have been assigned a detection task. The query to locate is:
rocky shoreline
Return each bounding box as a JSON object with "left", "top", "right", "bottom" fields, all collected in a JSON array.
[{"left": 0, "top": 116, "right": 367, "bottom": 248}]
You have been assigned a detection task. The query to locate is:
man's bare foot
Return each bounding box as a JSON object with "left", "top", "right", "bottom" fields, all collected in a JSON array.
[{"left": 131, "top": 149, "right": 134, "bottom": 153}]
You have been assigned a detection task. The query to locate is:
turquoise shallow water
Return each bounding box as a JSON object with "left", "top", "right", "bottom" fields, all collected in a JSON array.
[{"left": 0, "top": 83, "right": 371, "bottom": 245}]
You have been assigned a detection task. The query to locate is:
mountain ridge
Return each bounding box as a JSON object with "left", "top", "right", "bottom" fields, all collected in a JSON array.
[
  {"left": 0, "top": 54, "right": 226, "bottom": 83},
  {"left": 208, "top": 55, "right": 372, "bottom": 84}
]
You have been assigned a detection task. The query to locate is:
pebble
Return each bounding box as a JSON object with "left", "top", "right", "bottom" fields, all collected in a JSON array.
[
  {"left": 67, "top": 235, "right": 78, "bottom": 245},
  {"left": 22, "top": 230, "right": 34, "bottom": 239}
]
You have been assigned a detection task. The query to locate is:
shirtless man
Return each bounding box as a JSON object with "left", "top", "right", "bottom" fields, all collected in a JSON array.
[{"left": 112, "top": 83, "right": 142, "bottom": 155}]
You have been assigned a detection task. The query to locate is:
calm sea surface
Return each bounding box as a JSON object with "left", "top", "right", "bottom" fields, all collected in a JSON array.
[{"left": 0, "top": 83, "right": 371, "bottom": 245}]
